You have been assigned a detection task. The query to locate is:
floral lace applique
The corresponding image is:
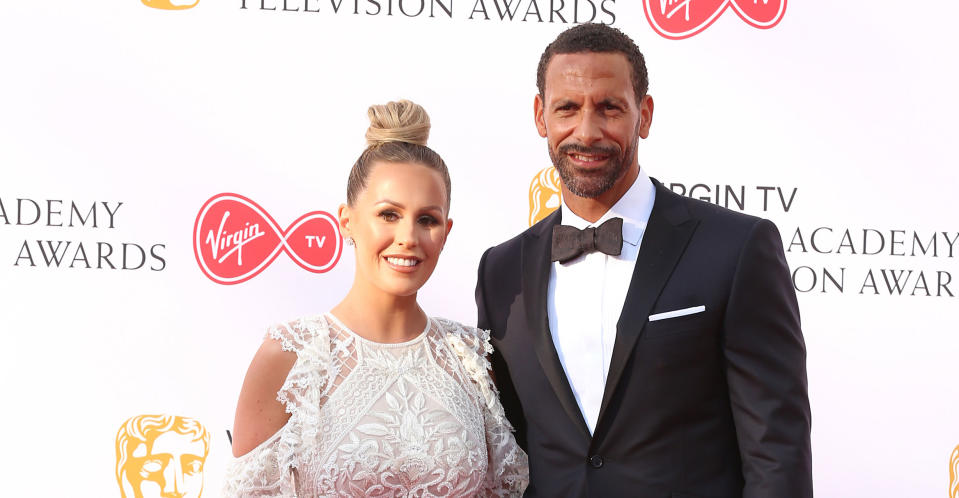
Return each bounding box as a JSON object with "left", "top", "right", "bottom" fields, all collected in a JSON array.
[{"left": 223, "top": 315, "right": 528, "bottom": 497}]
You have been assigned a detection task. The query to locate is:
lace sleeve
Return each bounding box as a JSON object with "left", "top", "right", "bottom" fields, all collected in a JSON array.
[
  {"left": 222, "top": 432, "right": 296, "bottom": 497},
  {"left": 222, "top": 316, "right": 331, "bottom": 497},
  {"left": 441, "top": 319, "right": 530, "bottom": 497}
]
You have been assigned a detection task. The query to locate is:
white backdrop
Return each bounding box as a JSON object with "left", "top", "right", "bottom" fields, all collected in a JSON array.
[{"left": 1, "top": 1, "right": 958, "bottom": 496}]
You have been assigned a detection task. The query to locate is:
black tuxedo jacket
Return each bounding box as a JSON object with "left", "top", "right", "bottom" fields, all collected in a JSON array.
[{"left": 476, "top": 179, "right": 812, "bottom": 497}]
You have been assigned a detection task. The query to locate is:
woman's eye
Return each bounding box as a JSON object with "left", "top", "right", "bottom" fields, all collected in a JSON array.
[
  {"left": 418, "top": 216, "right": 438, "bottom": 226},
  {"left": 379, "top": 211, "right": 399, "bottom": 222}
]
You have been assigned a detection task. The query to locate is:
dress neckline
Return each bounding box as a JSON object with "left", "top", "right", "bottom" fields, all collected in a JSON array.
[{"left": 324, "top": 312, "right": 431, "bottom": 347}]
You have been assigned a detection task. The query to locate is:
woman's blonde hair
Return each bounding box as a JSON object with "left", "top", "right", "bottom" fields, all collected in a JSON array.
[{"left": 347, "top": 99, "right": 451, "bottom": 209}]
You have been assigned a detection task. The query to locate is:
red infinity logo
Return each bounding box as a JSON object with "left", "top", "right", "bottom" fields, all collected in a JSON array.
[
  {"left": 193, "top": 193, "right": 342, "bottom": 285},
  {"left": 644, "top": 0, "right": 786, "bottom": 40}
]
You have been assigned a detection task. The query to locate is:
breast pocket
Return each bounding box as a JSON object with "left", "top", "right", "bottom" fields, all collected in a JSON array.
[
  {"left": 642, "top": 308, "right": 715, "bottom": 340},
  {"left": 639, "top": 309, "right": 720, "bottom": 372}
]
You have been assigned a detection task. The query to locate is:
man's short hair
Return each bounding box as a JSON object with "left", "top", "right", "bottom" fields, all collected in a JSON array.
[{"left": 536, "top": 23, "right": 649, "bottom": 104}]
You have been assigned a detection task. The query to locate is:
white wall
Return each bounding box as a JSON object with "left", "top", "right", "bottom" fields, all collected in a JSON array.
[{"left": 1, "top": 1, "right": 957, "bottom": 496}]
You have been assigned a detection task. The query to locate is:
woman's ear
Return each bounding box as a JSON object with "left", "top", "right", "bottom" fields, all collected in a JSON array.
[
  {"left": 337, "top": 203, "right": 351, "bottom": 239},
  {"left": 440, "top": 217, "right": 453, "bottom": 251}
]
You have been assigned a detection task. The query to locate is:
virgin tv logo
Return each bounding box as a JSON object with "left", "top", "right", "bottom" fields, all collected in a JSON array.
[
  {"left": 644, "top": 0, "right": 786, "bottom": 40},
  {"left": 193, "top": 194, "right": 341, "bottom": 285}
]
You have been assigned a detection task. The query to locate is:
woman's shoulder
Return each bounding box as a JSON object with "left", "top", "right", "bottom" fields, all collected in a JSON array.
[
  {"left": 230, "top": 314, "right": 332, "bottom": 458},
  {"left": 431, "top": 316, "right": 492, "bottom": 356},
  {"left": 431, "top": 317, "right": 494, "bottom": 389},
  {"left": 265, "top": 313, "right": 333, "bottom": 356}
]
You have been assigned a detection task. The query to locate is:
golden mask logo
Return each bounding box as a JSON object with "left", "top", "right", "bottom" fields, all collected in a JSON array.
[
  {"left": 141, "top": 0, "right": 199, "bottom": 10},
  {"left": 951, "top": 444, "right": 959, "bottom": 498},
  {"left": 529, "top": 166, "right": 562, "bottom": 227},
  {"left": 116, "top": 414, "right": 210, "bottom": 498}
]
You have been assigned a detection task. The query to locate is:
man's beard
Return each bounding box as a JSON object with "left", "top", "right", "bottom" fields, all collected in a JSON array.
[{"left": 549, "top": 133, "right": 639, "bottom": 199}]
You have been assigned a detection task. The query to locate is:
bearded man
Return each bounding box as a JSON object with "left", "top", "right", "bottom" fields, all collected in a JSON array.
[{"left": 476, "top": 23, "right": 813, "bottom": 497}]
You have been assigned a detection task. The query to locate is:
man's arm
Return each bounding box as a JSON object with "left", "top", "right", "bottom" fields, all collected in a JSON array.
[
  {"left": 723, "top": 218, "right": 813, "bottom": 497},
  {"left": 476, "top": 247, "right": 494, "bottom": 333},
  {"left": 476, "top": 247, "right": 528, "bottom": 450}
]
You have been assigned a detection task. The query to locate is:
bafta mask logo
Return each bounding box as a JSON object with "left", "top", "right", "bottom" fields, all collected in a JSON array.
[
  {"left": 529, "top": 166, "right": 562, "bottom": 227},
  {"left": 116, "top": 414, "right": 210, "bottom": 498},
  {"left": 141, "top": 0, "right": 200, "bottom": 9},
  {"left": 951, "top": 444, "right": 959, "bottom": 498}
]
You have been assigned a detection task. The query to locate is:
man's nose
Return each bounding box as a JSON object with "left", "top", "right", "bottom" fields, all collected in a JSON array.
[
  {"left": 162, "top": 462, "right": 186, "bottom": 498},
  {"left": 572, "top": 109, "right": 603, "bottom": 146}
]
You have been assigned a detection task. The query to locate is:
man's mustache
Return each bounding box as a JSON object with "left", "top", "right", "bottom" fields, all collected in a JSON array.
[{"left": 557, "top": 143, "right": 620, "bottom": 156}]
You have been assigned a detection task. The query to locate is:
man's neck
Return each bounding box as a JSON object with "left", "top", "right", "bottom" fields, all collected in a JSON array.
[{"left": 562, "top": 166, "right": 640, "bottom": 223}]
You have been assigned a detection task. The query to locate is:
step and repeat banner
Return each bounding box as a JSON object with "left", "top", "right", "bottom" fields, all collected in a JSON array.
[{"left": 1, "top": 1, "right": 957, "bottom": 496}]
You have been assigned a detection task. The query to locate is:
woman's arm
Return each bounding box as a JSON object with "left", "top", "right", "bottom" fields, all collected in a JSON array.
[{"left": 231, "top": 338, "right": 298, "bottom": 457}]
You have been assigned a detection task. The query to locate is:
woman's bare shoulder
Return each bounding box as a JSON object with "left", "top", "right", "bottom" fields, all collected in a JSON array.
[{"left": 230, "top": 333, "right": 299, "bottom": 457}]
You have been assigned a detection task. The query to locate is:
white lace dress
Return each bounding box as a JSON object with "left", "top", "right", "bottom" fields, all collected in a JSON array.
[{"left": 223, "top": 314, "right": 529, "bottom": 497}]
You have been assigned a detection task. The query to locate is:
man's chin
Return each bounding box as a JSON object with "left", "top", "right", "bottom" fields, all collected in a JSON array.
[{"left": 564, "top": 181, "right": 615, "bottom": 199}]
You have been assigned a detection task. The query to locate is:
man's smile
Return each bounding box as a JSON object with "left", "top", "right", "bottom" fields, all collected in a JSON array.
[{"left": 567, "top": 152, "right": 612, "bottom": 168}]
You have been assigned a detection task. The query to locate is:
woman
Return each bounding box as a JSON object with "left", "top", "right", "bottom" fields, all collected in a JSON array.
[{"left": 223, "top": 100, "right": 529, "bottom": 497}]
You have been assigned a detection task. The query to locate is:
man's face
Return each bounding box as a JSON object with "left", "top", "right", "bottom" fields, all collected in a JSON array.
[
  {"left": 535, "top": 52, "right": 653, "bottom": 202},
  {"left": 125, "top": 431, "right": 206, "bottom": 498}
]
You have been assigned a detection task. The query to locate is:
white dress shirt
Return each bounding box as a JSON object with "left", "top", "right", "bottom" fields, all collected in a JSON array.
[{"left": 546, "top": 169, "right": 656, "bottom": 434}]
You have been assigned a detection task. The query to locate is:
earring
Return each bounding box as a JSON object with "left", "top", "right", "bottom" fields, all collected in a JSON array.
[{"left": 345, "top": 236, "right": 354, "bottom": 247}]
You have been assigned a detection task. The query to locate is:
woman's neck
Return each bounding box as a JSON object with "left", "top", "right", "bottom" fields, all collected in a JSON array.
[{"left": 332, "top": 282, "right": 426, "bottom": 344}]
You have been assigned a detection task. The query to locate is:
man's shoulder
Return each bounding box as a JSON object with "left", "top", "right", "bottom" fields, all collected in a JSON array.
[
  {"left": 482, "top": 210, "right": 557, "bottom": 262},
  {"left": 653, "top": 178, "right": 765, "bottom": 234},
  {"left": 652, "top": 181, "right": 788, "bottom": 263},
  {"left": 484, "top": 227, "right": 529, "bottom": 258}
]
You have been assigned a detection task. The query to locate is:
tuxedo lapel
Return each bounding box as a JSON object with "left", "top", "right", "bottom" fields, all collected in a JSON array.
[
  {"left": 522, "top": 209, "right": 592, "bottom": 438},
  {"left": 594, "top": 181, "right": 699, "bottom": 437}
]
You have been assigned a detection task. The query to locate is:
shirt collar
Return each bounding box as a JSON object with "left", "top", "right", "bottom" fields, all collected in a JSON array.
[{"left": 560, "top": 168, "right": 656, "bottom": 247}]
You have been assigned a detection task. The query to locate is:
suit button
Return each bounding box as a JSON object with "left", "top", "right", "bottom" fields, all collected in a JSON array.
[{"left": 588, "top": 455, "right": 604, "bottom": 468}]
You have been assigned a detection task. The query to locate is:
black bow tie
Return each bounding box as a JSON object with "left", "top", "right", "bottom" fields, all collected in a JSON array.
[{"left": 551, "top": 217, "right": 623, "bottom": 263}]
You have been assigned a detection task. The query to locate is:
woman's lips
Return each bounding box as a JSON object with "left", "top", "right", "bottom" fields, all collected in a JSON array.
[{"left": 384, "top": 255, "right": 421, "bottom": 273}]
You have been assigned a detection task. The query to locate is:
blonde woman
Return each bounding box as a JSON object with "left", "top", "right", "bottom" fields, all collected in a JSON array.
[{"left": 223, "top": 100, "right": 528, "bottom": 497}]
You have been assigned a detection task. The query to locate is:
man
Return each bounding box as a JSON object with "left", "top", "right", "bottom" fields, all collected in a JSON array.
[{"left": 476, "top": 23, "right": 812, "bottom": 497}]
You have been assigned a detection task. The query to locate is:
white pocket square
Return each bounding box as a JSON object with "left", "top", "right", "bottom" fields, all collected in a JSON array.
[{"left": 648, "top": 305, "right": 706, "bottom": 322}]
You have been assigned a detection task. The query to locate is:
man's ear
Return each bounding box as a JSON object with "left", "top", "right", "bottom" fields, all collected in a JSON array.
[
  {"left": 534, "top": 94, "right": 548, "bottom": 138},
  {"left": 638, "top": 94, "right": 654, "bottom": 139},
  {"left": 337, "top": 203, "right": 351, "bottom": 239}
]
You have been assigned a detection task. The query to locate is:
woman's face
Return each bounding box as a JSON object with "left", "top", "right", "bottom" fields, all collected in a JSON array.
[{"left": 340, "top": 161, "right": 452, "bottom": 298}]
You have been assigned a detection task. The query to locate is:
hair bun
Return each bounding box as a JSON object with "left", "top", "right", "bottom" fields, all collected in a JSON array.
[{"left": 365, "top": 99, "right": 431, "bottom": 147}]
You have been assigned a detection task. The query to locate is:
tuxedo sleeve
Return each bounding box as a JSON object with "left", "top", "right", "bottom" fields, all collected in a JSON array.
[
  {"left": 476, "top": 247, "right": 494, "bottom": 333},
  {"left": 723, "top": 218, "right": 813, "bottom": 498},
  {"left": 476, "top": 247, "right": 528, "bottom": 450}
]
